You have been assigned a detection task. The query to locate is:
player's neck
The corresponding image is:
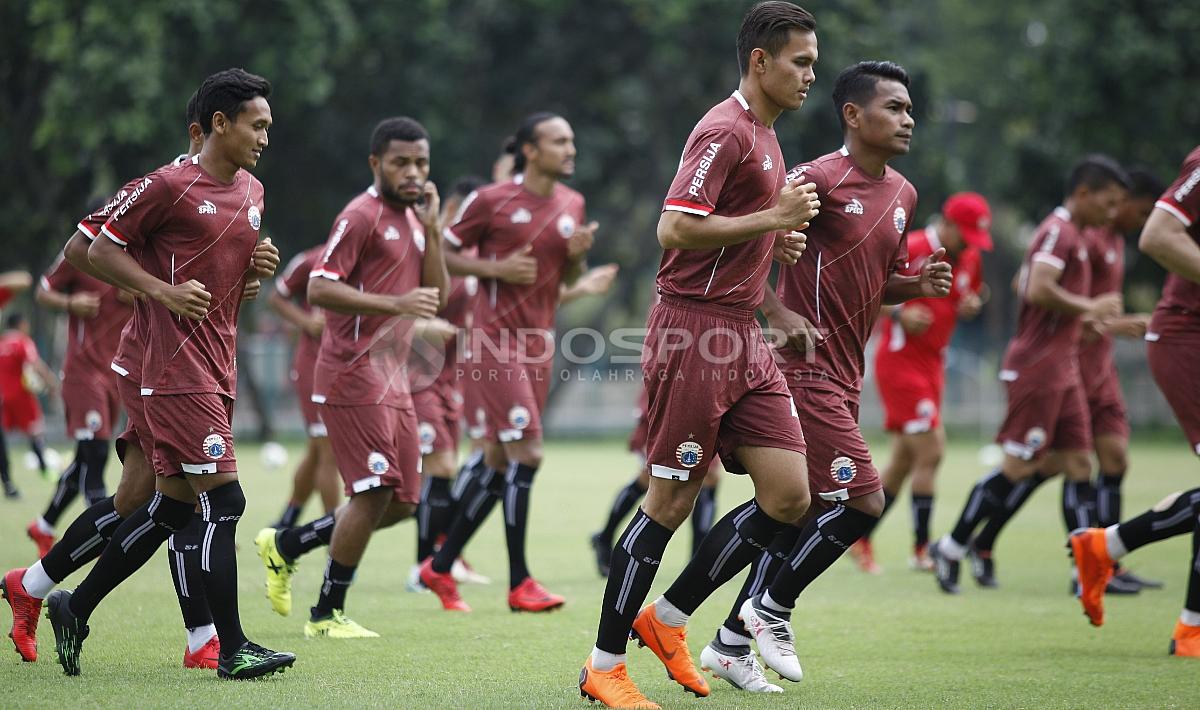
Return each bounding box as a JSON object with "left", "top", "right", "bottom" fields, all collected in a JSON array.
[
  {"left": 521, "top": 169, "right": 556, "bottom": 198},
  {"left": 196, "top": 145, "right": 239, "bottom": 184},
  {"left": 1061, "top": 199, "right": 1085, "bottom": 228},
  {"left": 736, "top": 79, "right": 783, "bottom": 127},
  {"left": 843, "top": 136, "right": 891, "bottom": 178}
]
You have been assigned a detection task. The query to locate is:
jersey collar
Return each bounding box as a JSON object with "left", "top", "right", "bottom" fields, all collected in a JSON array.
[
  {"left": 1053, "top": 205, "right": 1072, "bottom": 221},
  {"left": 732, "top": 90, "right": 749, "bottom": 110}
]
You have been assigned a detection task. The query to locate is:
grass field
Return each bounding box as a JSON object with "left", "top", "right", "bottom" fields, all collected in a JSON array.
[{"left": 1, "top": 435, "right": 1197, "bottom": 708}]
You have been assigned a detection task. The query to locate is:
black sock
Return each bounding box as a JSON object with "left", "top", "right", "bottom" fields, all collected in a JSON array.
[
  {"left": 450, "top": 450, "right": 485, "bottom": 502},
  {"left": 503, "top": 462, "right": 539, "bottom": 588},
  {"left": 0, "top": 428, "right": 11, "bottom": 487},
  {"left": 79, "top": 440, "right": 110, "bottom": 506},
  {"left": 417, "top": 476, "right": 455, "bottom": 561},
  {"left": 1116, "top": 488, "right": 1200, "bottom": 553},
  {"left": 277, "top": 502, "right": 302, "bottom": 529},
  {"left": 1186, "top": 520, "right": 1200, "bottom": 616},
  {"left": 1096, "top": 473, "right": 1125, "bottom": 528},
  {"left": 41, "top": 496, "right": 123, "bottom": 582},
  {"left": 197, "top": 482, "right": 248, "bottom": 654},
  {"left": 949, "top": 470, "right": 1017, "bottom": 547},
  {"left": 663, "top": 498, "right": 787, "bottom": 615},
  {"left": 723, "top": 524, "right": 803, "bottom": 637},
  {"left": 277, "top": 513, "right": 336, "bottom": 563},
  {"left": 168, "top": 513, "right": 213, "bottom": 629},
  {"left": 599, "top": 479, "right": 647, "bottom": 543},
  {"left": 42, "top": 459, "right": 82, "bottom": 528},
  {"left": 860, "top": 489, "right": 897, "bottom": 542},
  {"left": 973, "top": 472, "right": 1048, "bottom": 553},
  {"left": 690, "top": 486, "right": 718, "bottom": 555},
  {"left": 313, "top": 558, "right": 356, "bottom": 618},
  {"left": 767, "top": 504, "right": 878, "bottom": 608},
  {"left": 595, "top": 509, "right": 673, "bottom": 654},
  {"left": 1062, "top": 479, "right": 1098, "bottom": 532},
  {"left": 431, "top": 468, "right": 501, "bottom": 574},
  {"left": 29, "top": 435, "right": 48, "bottom": 474},
  {"left": 69, "top": 492, "right": 193, "bottom": 622},
  {"left": 911, "top": 494, "right": 933, "bottom": 548}
]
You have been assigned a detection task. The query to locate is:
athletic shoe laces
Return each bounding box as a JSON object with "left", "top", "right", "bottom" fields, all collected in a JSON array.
[{"left": 756, "top": 609, "right": 796, "bottom": 658}]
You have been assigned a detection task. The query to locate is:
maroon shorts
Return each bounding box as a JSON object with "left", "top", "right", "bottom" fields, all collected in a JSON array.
[
  {"left": 114, "top": 373, "right": 157, "bottom": 468},
  {"left": 790, "top": 384, "right": 880, "bottom": 503},
  {"left": 1, "top": 390, "right": 43, "bottom": 434},
  {"left": 996, "top": 374, "right": 1091, "bottom": 460},
  {"left": 641, "top": 297, "right": 805, "bottom": 482},
  {"left": 875, "top": 356, "right": 943, "bottom": 434},
  {"left": 413, "top": 379, "right": 463, "bottom": 456},
  {"left": 461, "top": 378, "right": 488, "bottom": 441},
  {"left": 1148, "top": 336, "right": 1200, "bottom": 455},
  {"left": 290, "top": 356, "right": 325, "bottom": 438},
  {"left": 458, "top": 357, "right": 551, "bottom": 443},
  {"left": 320, "top": 402, "right": 421, "bottom": 503},
  {"left": 1086, "top": 368, "right": 1130, "bottom": 441},
  {"left": 143, "top": 393, "right": 237, "bottom": 477},
  {"left": 63, "top": 373, "right": 122, "bottom": 441}
]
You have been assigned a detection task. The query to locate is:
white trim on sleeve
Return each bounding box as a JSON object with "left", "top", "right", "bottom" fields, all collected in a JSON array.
[
  {"left": 1032, "top": 252, "right": 1065, "bottom": 271},
  {"left": 1155, "top": 200, "right": 1194, "bottom": 228}
]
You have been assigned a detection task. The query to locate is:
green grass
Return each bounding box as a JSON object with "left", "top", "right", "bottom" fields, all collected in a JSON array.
[{"left": 2, "top": 436, "right": 1197, "bottom": 708}]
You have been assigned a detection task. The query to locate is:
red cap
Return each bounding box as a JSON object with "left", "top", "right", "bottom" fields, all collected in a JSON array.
[{"left": 942, "top": 192, "right": 993, "bottom": 251}]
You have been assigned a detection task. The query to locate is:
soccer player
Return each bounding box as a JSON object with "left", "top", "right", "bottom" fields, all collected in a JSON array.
[
  {"left": 968, "top": 168, "right": 1165, "bottom": 590},
  {"left": 1070, "top": 144, "right": 1200, "bottom": 656},
  {"left": 267, "top": 244, "right": 341, "bottom": 529},
  {"left": 39, "top": 68, "right": 294, "bottom": 679},
  {"left": 27, "top": 249, "right": 134, "bottom": 557},
  {"left": 255, "top": 116, "right": 447, "bottom": 638},
  {"left": 0, "top": 312, "right": 59, "bottom": 477},
  {"left": 577, "top": 4, "right": 821, "bottom": 706},
  {"left": 0, "top": 270, "right": 32, "bottom": 498},
  {"left": 417, "top": 110, "right": 597, "bottom": 614},
  {"left": 930, "top": 155, "right": 1129, "bottom": 595},
  {"left": 849, "top": 192, "right": 991, "bottom": 574}
]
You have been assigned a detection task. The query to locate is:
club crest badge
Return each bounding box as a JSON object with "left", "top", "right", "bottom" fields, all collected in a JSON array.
[
  {"left": 893, "top": 206, "right": 907, "bottom": 234},
  {"left": 85, "top": 409, "right": 103, "bottom": 432},
  {"left": 676, "top": 441, "right": 704, "bottom": 469},
  {"left": 368, "top": 451, "right": 390, "bottom": 475},
  {"left": 202, "top": 434, "right": 226, "bottom": 460},
  {"left": 508, "top": 405, "right": 532, "bottom": 430},
  {"left": 1025, "top": 427, "right": 1047, "bottom": 450},
  {"left": 557, "top": 214, "right": 576, "bottom": 238},
  {"left": 418, "top": 422, "right": 436, "bottom": 447},
  {"left": 247, "top": 205, "right": 262, "bottom": 231},
  {"left": 831, "top": 456, "right": 857, "bottom": 484}
]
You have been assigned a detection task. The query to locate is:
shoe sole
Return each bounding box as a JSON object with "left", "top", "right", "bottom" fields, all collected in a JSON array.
[
  {"left": 218, "top": 656, "right": 296, "bottom": 680},
  {"left": 509, "top": 601, "right": 565, "bottom": 613}
]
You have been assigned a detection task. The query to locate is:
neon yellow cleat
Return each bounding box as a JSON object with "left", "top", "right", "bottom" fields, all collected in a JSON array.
[
  {"left": 254, "top": 528, "right": 296, "bottom": 617},
  {"left": 304, "top": 610, "right": 380, "bottom": 639}
]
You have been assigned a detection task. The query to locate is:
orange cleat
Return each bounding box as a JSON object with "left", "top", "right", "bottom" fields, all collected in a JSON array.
[
  {"left": 183, "top": 634, "right": 221, "bottom": 669},
  {"left": 1069, "top": 528, "right": 1113, "bottom": 627},
  {"left": 849, "top": 538, "right": 882, "bottom": 574},
  {"left": 1, "top": 568, "right": 41, "bottom": 662},
  {"left": 419, "top": 558, "right": 471, "bottom": 612},
  {"left": 579, "top": 657, "right": 660, "bottom": 709},
  {"left": 508, "top": 577, "right": 565, "bottom": 612},
  {"left": 26, "top": 522, "right": 56, "bottom": 559},
  {"left": 1169, "top": 621, "right": 1200, "bottom": 657},
  {"left": 629, "top": 604, "right": 709, "bottom": 697}
]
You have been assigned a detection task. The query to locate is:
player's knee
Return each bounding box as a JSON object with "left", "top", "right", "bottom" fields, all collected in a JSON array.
[
  {"left": 150, "top": 492, "right": 196, "bottom": 532},
  {"left": 849, "top": 489, "right": 887, "bottom": 518},
  {"left": 1063, "top": 453, "right": 1092, "bottom": 481},
  {"left": 113, "top": 478, "right": 154, "bottom": 517},
  {"left": 201, "top": 480, "right": 246, "bottom": 525},
  {"left": 643, "top": 486, "right": 700, "bottom": 530},
  {"left": 379, "top": 500, "right": 417, "bottom": 527}
]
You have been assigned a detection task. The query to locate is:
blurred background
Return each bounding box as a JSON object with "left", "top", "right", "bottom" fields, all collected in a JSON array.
[{"left": 2, "top": 0, "right": 1197, "bottom": 442}]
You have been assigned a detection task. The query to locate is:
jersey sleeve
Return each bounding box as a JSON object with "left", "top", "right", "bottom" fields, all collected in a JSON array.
[
  {"left": 890, "top": 192, "right": 916, "bottom": 274},
  {"left": 444, "top": 190, "right": 489, "bottom": 249},
  {"left": 311, "top": 213, "right": 370, "bottom": 282},
  {"left": 1155, "top": 150, "right": 1200, "bottom": 228},
  {"left": 276, "top": 250, "right": 313, "bottom": 297},
  {"left": 1030, "top": 221, "right": 1076, "bottom": 274},
  {"left": 663, "top": 125, "right": 744, "bottom": 216},
  {"left": 100, "top": 173, "right": 172, "bottom": 250}
]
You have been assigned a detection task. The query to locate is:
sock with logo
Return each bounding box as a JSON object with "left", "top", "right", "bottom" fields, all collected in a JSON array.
[
  {"left": 40, "top": 496, "right": 123, "bottom": 585},
  {"left": 1062, "top": 479, "right": 1098, "bottom": 532},
  {"left": 276, "top": 513, "right": 336, "bottom": 563},
  {"left": 168, "top": 513, "right": 213, "bottom": 629},
  {"left": 418, "top": 476, "right": 455, "bottom": 561},
  {"left": 1095, "top": 472, "right": 1125, "bottom": 528},
  {"left": 312, "top": 558, "right": 356, "bottom": 618},
  {"left": 503, "top": 462, "right": 539, "bottom": 588},
  {"left": 197, "top": 481, "right": 249, "bottom": 653},
  {"left": 911, "top": 493, "right": 933, "bottom": 548},
  {"left": 594, "top": 509, "right": 673, "bottom": 654},
  {"left": 765, "top": 504, "right": 877, "bottom": 608}
]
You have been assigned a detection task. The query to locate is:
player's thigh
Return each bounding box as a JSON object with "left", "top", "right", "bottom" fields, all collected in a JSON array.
[
  {"left": 735, "top": 445, "right": 810, "bottom": 523},
  {"left": 143, "top": 393, "right": 237, "bottom": 478},
  {"left": 907, "top": 427, "right": 945, "bottom": 468},
  {"left": 321, "top": 403, "right": 416, "bottom": 501},
  {"left": 997, "top": 381, "right": 1075, "bottom": 464},
  {"left": 643, "top": 474, "right": 707, "bottom": 530},
  {"left": 791, "top": 386, "right": 880, "bottom": 506},
  {"left": 112, "top": 440, "right": 156, "bottom": 516}
]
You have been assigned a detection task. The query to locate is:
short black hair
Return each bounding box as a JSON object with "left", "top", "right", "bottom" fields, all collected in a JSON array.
[
  {"left": 6, "top": 313, "right": 25, "bottom": 330},
  {"left": 369, "top": 117, "right": 429, "bottom": 157},
  {"left": 194, "top": 68, "right": 271, "bottom": 135},
  {"left": 1065, "top": 154, "right": 1131, "bottom": 195},
  {"left": 450, "top": 175, "right": 487, "bottom": 199},
  {"left": 1124, "top": 166, "right": 1165, "bottom": 199},
  {"left": 831, "top": 61, "right": 911, "bottom": 130},
  {"left": 185, "top": 90, "right": 200, "bottom": 131},
  {"left": 512, "top": 112, "right": 561, "bottom": 173},
  {"left": 736, "top": 2, "right": 817, "bottom": 76}
]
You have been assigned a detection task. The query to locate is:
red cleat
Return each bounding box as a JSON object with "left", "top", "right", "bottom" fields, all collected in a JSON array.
[
  {"left": 507, "top": 577, "right": 565, "bottom": 613},
  {"left": 419, "top": 558, "right": 470, "bottom": 612},
  {"left": 1069, "top": 528, "right": 1113, "bottom": 627},
  {"left": 183, "top": 634, "right": 221, "bottom": 669},
  {"left": 849, "top": 538, "right": 882, "bottom": 574},
  {"left": 26, "top": 522, "right": 56, "bottom": 559},
  {"left": 1, "top": 568, "right": 42, "bottom": 662}
]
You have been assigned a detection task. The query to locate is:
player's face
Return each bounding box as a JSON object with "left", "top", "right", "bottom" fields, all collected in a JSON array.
[
  {"left": 759, "top": 30, "right": 818, "bottom": 112},
  {"left": 527, "top": 118, "right": 576, "bottom": 179},
  {"left": 1079, "top": 183, "right": 1127, "bottom": 227},
  {"left": 219, "top": 96, "right": 272, "bottom": 170},
  {"left": 1114, "top": 194, "right": 1155, "bottom": 234},
  {"left": 371, "top": 139, "right": 431, "bottom": 205},
  {"left": 855, "top": 80, "right": 914, "bottom": 156}
]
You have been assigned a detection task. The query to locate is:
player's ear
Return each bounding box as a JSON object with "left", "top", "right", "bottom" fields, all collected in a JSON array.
[
  {"left": 842, "top": 103, "right": 861, "bottom": 130},
  {"left": 211, "top": 111, "right": 228, "bottom": 135},
  {"left": 751, "top": 47, "right": 768, "bottom": 74},
  {"left": 368, "top": 154, "right": 380, "bottom": 174}
]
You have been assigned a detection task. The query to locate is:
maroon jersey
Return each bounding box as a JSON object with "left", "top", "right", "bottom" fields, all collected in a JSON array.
[
  {"left": 276, "top": 245, "right": 324, "bottom": 374},
  {"left": 876, "top": 226, "right": 983, "bottom": 373},
  {"left": 1002, "top": 207, "right": 1093, "bottom": 383},
  {"left": 1148, "top": 145, "right": 1200, "bottom": 342},
  {"left": 101, "top": 156, "right": 264, "bottom": 397},
  {"left": 446, "top": 180, "right": 585, "bottom": 356},
  {"left": 658, "top": 90, "right": 787, "bottom": 310},
  {"left": 40, "top": 256, "right": 132, "bottom": 384},
  {"left": 310, "top": 186, "right": 427, "bottom": 407},
  {"left": 776, "top": 147, "right": 918, "bottom": 394},
  {"left": 1078, "top": 226, "right": 1125, "bottom": 393}
]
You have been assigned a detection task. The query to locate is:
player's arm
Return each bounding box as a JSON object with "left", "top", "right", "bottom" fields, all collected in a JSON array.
[
  {"left": 267, "top": 287, "right": 323, "bottom": 337},
  {"left": 415, "top": 184, "right": 449, "bottom": 309},
  {"left": 561, "top": 219, "right": 598, "bottom": 286},
  {"left": 560, "top": 263, "right": 618, "bottom": 305},
  {"left": 1024, "top": 259, "right": 1121, "bottom": 321},
  {"left": 446, "top": 248, "right": 538, "bottom": 285},
  {"left": 1139, "top": 206, "right": 1200, "bottom": 284},
  {"left": 883, "top": 248, "right": 952, "bottom": 304},
  {"left": 307, "top": 276, "right": 438, "bottom": 318},
  {"left": 0, "top": 271, "right": 33, "bottom": 292},
  {"left": 760, "top": 280, "right": 823, "bottom": 353},
  {"left": 657, "top": 179, "right": 819, "bottom": 250},
  {"left": 88, "top": 237, "right": 210, "bottom": 320},
  {"left": 35, "top": 276, "right": 100, "bottom": 319},
  {"left": 64, "top": 231, "right": 116, "bottom": 283}
]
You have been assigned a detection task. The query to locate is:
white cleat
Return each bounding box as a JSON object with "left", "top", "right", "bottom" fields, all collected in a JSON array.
[
  {"left": 406, "top": 564, "right": 430, "bottom": 593},
  {"left": 451, "top": 558, "right": 491, "bottom": 585},
  {"left": 700, "top": 643, "right": 783, "bottom": 693},
  {"left": 739, "top": 597, "right": 803, "bottom": 682}
]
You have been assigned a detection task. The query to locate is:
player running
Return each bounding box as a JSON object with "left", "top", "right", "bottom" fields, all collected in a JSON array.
[
  {"left": 0, "top": 312, "right": 59, "bottom": 479},
  {"left": 0, "top": 271, "right": 33, "bottom": 498},
  {"left": 849, "top": 192, "right": 991, "bottom": 574}
]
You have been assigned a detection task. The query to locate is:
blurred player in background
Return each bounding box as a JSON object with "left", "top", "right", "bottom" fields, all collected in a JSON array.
[
  {"left": 0, "top": 271, "right": 34, "bottom": 498},
  {"left": 0, "top": 312, "right": 59, "bottom": 480}
]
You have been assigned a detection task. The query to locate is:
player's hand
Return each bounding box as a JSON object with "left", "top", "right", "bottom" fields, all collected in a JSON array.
[
  {"left": 774, "top": 180, "right": 820, "bottom": 231},
  {"left": 416, "top": 317, "right": 457, "bottom": 343},
  {"left": 772, "top": 231, "right": 807, "bottom": 265},
  {"left": 67, "top": 291, "right": 102, "bottom": 318},
  {"left": 392, "top": 286, "right": 441, "bottom": 319},
  {"left": 1108, "top": 313, "right": 1150, "bottom": 339},
  {"left": 919, "top": 248, "right": 953, "bottom": 297},
  {"left": 898, "top": 303, "right": 934, "bottom": 335},
  {"left": 303, "top": 311, "right": 326, "bottom": 339},
  {"left": 766, "top": 304, "right": 824, "bottom": 354},
  {"left": 957, "top": 292, "right": 982, "bottom": 319},
  {"left": 157, "top": 279, "right": 211, "bottom": 321},
  {"left": 241, "top": 279, "right": 261, "bottom": 301},
  {"left": 251, "top": 237, "right": 280, "bottom": 278},
  {"left": 414, "top": 182, "right": 442, "bottom": 234},
  {"left": 567, "top": 221, "right": 598, "bottom": 260},
  {"left": 1087, "top": 292, "right": 1123, "bottom": 322},
  {"left": 494, "top": 244, "right": 538, "bottom": 285},
  {"left": 572, "top": 263, "right": 619, "bottom": 296}
]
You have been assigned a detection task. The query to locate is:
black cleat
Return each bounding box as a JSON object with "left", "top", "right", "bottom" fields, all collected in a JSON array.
[
  {"left": 1115, "top": 568, "right": 1163, "bottom": 590},
  {"left": 968, "top": 546, "right": 999, "bottom": 588},
  {"left": 3, "top": 482, "right": 19, "bottom": 499},
  {"left": 45, "top": 590, "right": 88, "bottom": 676},
  {"left": 930, "top": 540, "right": 960, "bottom": 595},
  {"left": 217, "top": 640, "right": 296, "bottom": 680},
  {"left": 590, "top": 533, "right": 613, "bottom": 578}
]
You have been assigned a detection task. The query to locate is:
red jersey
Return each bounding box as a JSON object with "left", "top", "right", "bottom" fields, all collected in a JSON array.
[
  {"left": 876, "top": 225, "right": 983, "bottom": 373},
  {"left": 101, "top": 156, "right": 265, "bottom": 397},
  {"left": 776, "top": 147, "right": 918, "bottom": 394},
  {"left": 1148, "top": 145, "right": 1200, "bottom": 342},
  {"left": 0, "top": 289, "right": 12, "bottom": 310},
  {"left": 310, "top": 186, "right": 428, "bottom": 407},
  {"left": 0, "top": 331, "right": 37, "bottom": 400},
  {"left": 276, "top": 245, "right": 324, "bottom": 372},
  {"left": 658, "top": 91, "right": 787, "bottom": 311},
  {"left": 1001, "top": 207, "right": 1092, "bottom": 385},
  {"left": 1078, "top": 226, "right": 1125, "bottom": 393},
  {"left": 40, "top": 256, "right": 132, "bottom": 384}
]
